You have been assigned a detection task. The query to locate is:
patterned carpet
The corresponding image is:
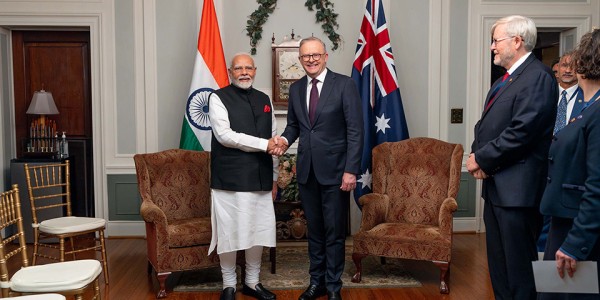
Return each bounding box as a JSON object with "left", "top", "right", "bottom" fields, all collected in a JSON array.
[{"left": 173, "top": 246, "right": 421, "bottom": 292}]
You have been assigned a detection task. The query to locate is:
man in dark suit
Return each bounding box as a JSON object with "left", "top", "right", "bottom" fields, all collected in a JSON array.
[
  {"left": 467, "top": 15, "right": 557, "bottom": 299},
  {"left": 278, "top": 37, "right": 363, "bottom": 300},
  {"left": 538, "top": 51, "right": 584, "bottom": 252}
]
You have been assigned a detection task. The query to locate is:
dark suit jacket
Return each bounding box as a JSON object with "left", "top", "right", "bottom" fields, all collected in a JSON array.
[
  {"left": 540, "top": 98, "right": 600, "bottom": 260},
  {"left": 472, "top": 54, "right": 557, "bottom": 207},
  {"left": 569, "top": 87, "right": 585, "bottom": 122},
  {"left": 282, "top": 69, "right": 363, "bottom": 185}
]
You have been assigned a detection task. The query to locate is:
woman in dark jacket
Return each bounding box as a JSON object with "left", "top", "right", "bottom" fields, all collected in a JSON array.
[{"left": 539, "top": 28, "right": 600, "bottom": 299}]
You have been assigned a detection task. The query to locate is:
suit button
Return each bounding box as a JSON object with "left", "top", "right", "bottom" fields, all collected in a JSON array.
[
  {"left": 548, "top": 156, "right": 553, "bottom": 162},
  {"left": 547, "top": 177, "right": 551, "bottom": 183},
  {"left": 582, "top": 247, "right": 589, "bottom": 254},
  {"left": 311, "top": 130, "right": 315, "bottom": 133}
]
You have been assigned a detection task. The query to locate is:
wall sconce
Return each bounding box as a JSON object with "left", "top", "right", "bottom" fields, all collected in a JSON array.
[{"left": 26, "top": 89, "right": 59, "bottom": 125}]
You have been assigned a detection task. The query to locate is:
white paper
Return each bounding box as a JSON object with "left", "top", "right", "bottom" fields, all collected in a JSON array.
[{"left": 532, "top": 260, "right": 599, "bottom": 293}]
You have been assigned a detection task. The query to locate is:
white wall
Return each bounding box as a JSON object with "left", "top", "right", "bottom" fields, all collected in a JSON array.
[{"left": 0, "top": 0, "right": 599, "bottom": 236}]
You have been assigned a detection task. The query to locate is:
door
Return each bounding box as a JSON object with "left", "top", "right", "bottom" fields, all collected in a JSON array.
[
  {"left": 12, "top": 30, "right": 94, "bottom": 217},
  {"left": 560, "top": 27, "right": 578, "bottom": 54}
]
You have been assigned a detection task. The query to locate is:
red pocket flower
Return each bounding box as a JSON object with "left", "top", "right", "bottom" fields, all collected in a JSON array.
[{"left": 264, "top": 105, "right": 271, "bottom": 113}]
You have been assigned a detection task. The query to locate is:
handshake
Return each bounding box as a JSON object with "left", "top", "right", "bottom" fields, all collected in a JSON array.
[{"left": 267, "top": 135, "right": 289, "bottom": 156}]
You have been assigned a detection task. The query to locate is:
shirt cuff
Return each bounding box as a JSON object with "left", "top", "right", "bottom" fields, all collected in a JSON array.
[{"left": 259, "top": 138, "right": 269, "bottom": 152}]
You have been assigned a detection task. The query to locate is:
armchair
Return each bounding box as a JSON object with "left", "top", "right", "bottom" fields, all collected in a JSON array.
[
  {"left": 351, "top": 137, "right": 463, "bottom": 294},
  {"left": 134, "top": 149, "right": 218, "bottom": 298}
]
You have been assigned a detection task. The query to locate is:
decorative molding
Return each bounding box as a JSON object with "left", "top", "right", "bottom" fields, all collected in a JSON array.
[{"left": 427, "top": 0, "right": 443, "bottom": 139}]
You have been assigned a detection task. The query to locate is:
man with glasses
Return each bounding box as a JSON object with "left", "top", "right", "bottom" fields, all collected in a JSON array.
[
  {"left": 538, "top": 51, "right": 585, "bottom": 254},
  {"left": 467, "top": 15, "right": 557, "bottom": 299},
  {"left": 208, "top": 53, "right": 282, "bottom": 300},
  {"left": 277, "top": 37, "right": 363, "bottom": 300}
]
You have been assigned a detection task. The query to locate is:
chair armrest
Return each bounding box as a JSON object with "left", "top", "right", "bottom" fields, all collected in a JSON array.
[
  {"left": 357, "top": 193, "right": 389, "bottom": 232},
  {"left": 438, "top": 197, "right": 458, "bottom": 238},
  {"left": 140, "top": 200, "right": 168, "bottom": 228}
]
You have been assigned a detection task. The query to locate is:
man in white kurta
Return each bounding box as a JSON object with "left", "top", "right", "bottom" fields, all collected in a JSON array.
[{"left": 208, "top": 53, "right": 281, "bottom": 300}]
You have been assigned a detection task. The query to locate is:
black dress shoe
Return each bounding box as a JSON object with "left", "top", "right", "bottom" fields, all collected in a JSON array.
[
  {"left": 220, "top": 287, "right": 236, "bottom": 300},
  {"left": 242, "top": 283, "right": 276, "bottom": 300},
  {"left": 298, "top": 284, "right": 327, "bottom": 300},
  {"left": 327, "top": 291, "right": 341, "bottom": 300}
]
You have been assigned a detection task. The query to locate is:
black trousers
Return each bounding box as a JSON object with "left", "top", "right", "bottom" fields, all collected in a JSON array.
[
  {"left": 484, "top": 201, "right": 542, "bottom": 300},
  {"left": 298, "top": 167, "right": 349, "bottom": 293}
]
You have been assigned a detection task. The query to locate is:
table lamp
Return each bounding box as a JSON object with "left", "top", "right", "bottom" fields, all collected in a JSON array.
[{"left": 26, "top": 89, "right": 59, "bottom": 125}]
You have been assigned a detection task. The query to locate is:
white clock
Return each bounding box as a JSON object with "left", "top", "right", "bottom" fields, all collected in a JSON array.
[
  {"left": 272, "top": 37, "right": 304, "bottom": 107},
  {"left": 279, "top": 51, "right": 305, "bottom": 80}
]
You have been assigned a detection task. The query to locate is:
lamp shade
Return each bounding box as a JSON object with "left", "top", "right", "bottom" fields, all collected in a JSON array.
[{"left": 26, "top": 90, "right": 59, "bottom": 115}]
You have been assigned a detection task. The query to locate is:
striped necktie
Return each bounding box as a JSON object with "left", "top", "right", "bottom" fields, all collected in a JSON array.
[{"left": 485, "top": 72, "right": 509, "bottom": 111}]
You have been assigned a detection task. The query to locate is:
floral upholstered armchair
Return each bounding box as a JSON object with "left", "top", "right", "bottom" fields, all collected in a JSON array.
[
  {"left": 351, "top": 138, "right": 463, "bottom": 294},
  {"left": 134, "top": 149, "right": 218, "bottom": 298}
]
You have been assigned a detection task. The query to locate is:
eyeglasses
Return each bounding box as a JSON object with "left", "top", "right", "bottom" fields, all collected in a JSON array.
[
  {"left": 231, "top": 66, "right": 256, "bottom": 72},
  {"left": 491, "top": 36, "right": 515, "bottom": 45},
  {"left": 299, "top": 53, "right": 325, "bottom": 62}
]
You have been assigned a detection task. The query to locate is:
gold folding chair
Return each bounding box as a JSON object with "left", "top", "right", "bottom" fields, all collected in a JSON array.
[
  {"left": 0, "top": 184, "right": 101, "bottom": 299},
  {"left": 24, "top": 161, "right": 109, "bottom": 284}
]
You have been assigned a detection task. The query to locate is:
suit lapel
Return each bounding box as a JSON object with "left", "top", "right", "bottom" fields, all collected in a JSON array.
[
  {"left": 482, "top": 55, "right": 536, "bottom": 118},
  {"left": 569, "top": 87, "right": 585, "bottom": 121},
  {"left": 312, "top": 69, "right": 334, "bottom": 125},
  {"left": 297, "top": 76, "right": 311, "bottom": 126}
]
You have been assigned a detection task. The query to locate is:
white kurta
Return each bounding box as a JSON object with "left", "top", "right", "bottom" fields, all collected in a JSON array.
[{"left": 208, "top": 90, "right": 278, "bottom": 254}]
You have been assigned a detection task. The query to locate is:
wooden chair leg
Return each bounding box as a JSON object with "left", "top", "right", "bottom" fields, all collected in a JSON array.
[
  {"left": 99, "top": 230, "right": 109, "bottom": 284},
  {"left": 270, "top": 247, "right": 276, "bottom": 274},
  {"left": 433, "top": 261, "right": 450, "bottom": 294},
  {"left": 351, "top": 252, "right": 368, "bottom": 283},
  {"left": 147, "top": 261, "right": 153, "bottom": 274},
  {"left": 156, "top": 272, "right": 171, "bottom": 299}
]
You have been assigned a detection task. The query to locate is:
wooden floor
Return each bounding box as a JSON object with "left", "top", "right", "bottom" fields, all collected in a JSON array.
[{"left": 90, "top": 233, "right": 494, "bottom": 300}]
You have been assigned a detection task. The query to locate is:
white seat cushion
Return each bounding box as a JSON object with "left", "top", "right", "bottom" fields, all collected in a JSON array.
[
  {"left": 9, "top": 294, "right": 66, "bottom": 300},
  {"left": 39, "top": 216, "right": 105, "bottom": 234},
  {"left": 11, "top": 260, "right": 101, "bottom": 293}
]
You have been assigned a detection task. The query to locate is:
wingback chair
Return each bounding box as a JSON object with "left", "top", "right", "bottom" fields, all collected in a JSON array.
[
  {"left": 351, "top": 138, "right": 463, "bottom": 294},
  {"left": 134, "top": 149, "right": 219, "bottom": 298}
]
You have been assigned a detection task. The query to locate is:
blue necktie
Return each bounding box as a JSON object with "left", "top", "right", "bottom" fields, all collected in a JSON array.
[
  {"left": 554, "top": 90, "right": 568, "bottom": 135},
  {"left": 308, "top": 78, "right": 319, "bottom": 125}
]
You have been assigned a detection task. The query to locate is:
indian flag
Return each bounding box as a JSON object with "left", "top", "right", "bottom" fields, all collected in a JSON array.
[{"left": 179, "top": 0, "right": 229, "bottom": 151}]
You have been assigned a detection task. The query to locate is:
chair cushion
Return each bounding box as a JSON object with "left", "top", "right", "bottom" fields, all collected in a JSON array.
[
  {"left": 11, "top": 260, "right": 101, "bottom": 293},
  {"left": 353, "top": 223, "right": 452, "bottom": 261},
  {"left": 9, "top": 294, "right": 66, "bottom": 300},
  {"left": 39, "top": 216, "right": 105, "bottom": 234},
  {"left": 167, "top": 217, "right": 212, "bottom": 248}
]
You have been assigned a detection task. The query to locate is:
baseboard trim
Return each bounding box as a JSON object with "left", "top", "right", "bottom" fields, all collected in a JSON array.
[
  {"left": 107, "top": 220, "right": 146, "bottom": 237},
  {"left": 453, "top": 217, "right": 478, "bottom": 232}
]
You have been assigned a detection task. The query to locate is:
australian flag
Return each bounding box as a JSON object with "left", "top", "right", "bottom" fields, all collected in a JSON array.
[{"left": 352, "top": 0, "right": 409, "bottom": 207}]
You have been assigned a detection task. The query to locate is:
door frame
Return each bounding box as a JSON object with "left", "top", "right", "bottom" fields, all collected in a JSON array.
[{"left": 0, "top": 14, "right": 108, "bottom": 222}]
